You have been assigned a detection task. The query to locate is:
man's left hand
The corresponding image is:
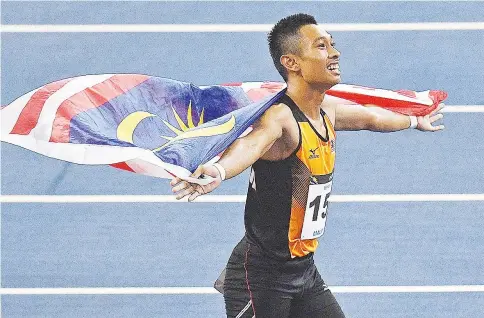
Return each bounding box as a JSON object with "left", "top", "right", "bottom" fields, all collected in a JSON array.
[{"left": 417, "top": 103, "right": 445, "bottom": 132}]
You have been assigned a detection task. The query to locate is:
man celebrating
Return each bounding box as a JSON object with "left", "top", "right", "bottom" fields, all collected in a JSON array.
[{"left": 171, "top": 13, "right": 444, "bottom": 317}]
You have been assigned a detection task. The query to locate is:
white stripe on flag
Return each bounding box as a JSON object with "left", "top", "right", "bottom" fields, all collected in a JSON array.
[
  {"left": 0, "top": 135, "right": 152, "bottom": 165},
  {"left": 1, "top": 89, "right": 40, "bottom": 135},
  {"left": 331, "top": 84, "right": 433, "bottom": 105},
  {"left": 240, "top": 82, "right": 273, "bottom": 91},
  {"left": 29, "top": 74, "right": 113, "bottom": 141}
]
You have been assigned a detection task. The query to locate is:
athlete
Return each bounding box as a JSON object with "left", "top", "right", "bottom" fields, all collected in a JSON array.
[{"left": 171, "top": 13, "right": 444, "bottom": 318}]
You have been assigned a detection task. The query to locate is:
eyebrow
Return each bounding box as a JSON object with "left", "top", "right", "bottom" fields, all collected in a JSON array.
[{"left": 313, "top": 35, "right": 333, "bottom": 44}]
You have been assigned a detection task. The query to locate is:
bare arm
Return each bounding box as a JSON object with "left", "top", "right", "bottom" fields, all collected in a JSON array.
[
  {"left": 216, "top": 104, "right": 289, "bottom": 179},
  {"left": 324, "top": 94, "right": 445, "bottom": 132},
  {"left": 171, "top": 104, "right": 293, "bottom": 201},
  {"left": 335, "top": 103, "right": 412, "bottom": 131}
]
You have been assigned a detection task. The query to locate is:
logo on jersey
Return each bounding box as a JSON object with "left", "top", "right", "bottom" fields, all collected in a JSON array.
[
  {"left": 330, "top": 139, "right": 336, "bottom": 153},
  {"left": 308, "top": 147, "right": 320, "bottom": 159}
]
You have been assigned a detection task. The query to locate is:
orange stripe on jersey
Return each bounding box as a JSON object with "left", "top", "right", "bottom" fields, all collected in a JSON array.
[{"left": 288, "top": 114, "right": 336, "bottom": 258}]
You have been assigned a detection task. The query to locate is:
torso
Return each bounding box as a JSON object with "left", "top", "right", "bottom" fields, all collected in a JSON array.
[
  {"left": 244, "top": 94, "right": 337, "bottom": 260},
  {"left": 260, "top": 94, "right": 335, "bottom": 162}
]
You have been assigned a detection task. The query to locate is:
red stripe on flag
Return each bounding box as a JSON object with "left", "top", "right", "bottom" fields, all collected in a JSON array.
[
  {"left": 110, "top": 162, "right": 135, "bottom": 172},
  {"left": 260, "top": 82, "right": 285, "bottom": 90},
  {"left": 221, "top": 82, "right": 243, "bottom": 86},
  {"left": 396, "top": 89, "right": 417, "bottom": 99},
  {"left": 50, "top": 74, "right": 150, "bottom": 142},
  {"left": 246, "top": 87, "right": 284, "bottom": 102},
  {"left": 326, "top": 90, "right": 442, "bottom": 116},
  {"left": 165, "top": 169, "right": 176, "bottom": 178},
  {"left": 10, "top": 78, "right": 72, "bottom": 135}
]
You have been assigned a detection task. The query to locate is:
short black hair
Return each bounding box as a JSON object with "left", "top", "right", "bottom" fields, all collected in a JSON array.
[{"left": 268, "top": 13, "right": 318, "bottom": 81}]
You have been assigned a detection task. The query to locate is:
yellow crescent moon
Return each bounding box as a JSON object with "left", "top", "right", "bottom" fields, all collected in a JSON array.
[
  {"left": 152, "top": 115, "right": 236, "bottom": 152},
  {"left": 117, "top": 111, "right": 156, "bottom": 144}
]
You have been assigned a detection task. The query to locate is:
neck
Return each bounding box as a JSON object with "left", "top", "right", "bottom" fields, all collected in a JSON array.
[{"left": 285, "top": 77, "right": 327, "bottom": 120}]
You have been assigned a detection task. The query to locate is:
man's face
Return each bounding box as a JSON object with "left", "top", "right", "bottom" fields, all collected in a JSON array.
[{"left": 295, "top": 24, "right": 341, "bottom": 87}]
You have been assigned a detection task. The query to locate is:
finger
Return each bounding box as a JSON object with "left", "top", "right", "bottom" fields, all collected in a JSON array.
[
  {"left": 429, "top": 124, "right": 445, "bottom": 131},
  {"left": 170, "top": 177, "right": 182, "bottom": 186},
  {"left": 176, "top": 185, "right": 195, "bottom": 200},
  {"left": 429, "top": 113, "right": 444, "bottom": 124},
  {"left": 172, "top": 181, "right": 190, "bottom": 193},
  {"left": 436, "top": 124, "right": 445, "bottom": 130},
  {"left": 188, "top": 184, "right": 207, "bottom": 201},
  {"left": 431, "top": 103, "right": 445, "bottom": 115},
  {"left": 188, "top": 189, "right": 201, "bottom": 202}
]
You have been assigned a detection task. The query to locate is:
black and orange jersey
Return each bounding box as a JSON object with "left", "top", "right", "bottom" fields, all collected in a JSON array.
[{"left": 244, "top": 94, "right": 336, "bottom": 260}]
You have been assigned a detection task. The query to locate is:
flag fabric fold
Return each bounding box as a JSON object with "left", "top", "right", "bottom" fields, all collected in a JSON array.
[{"left": 1, "top": 74, "right": 447, "bottom": 182}]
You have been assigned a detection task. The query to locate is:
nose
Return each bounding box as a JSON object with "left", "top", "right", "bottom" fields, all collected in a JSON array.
[{"left": 328, "top": 45, "right": 340, "bottom": 59}]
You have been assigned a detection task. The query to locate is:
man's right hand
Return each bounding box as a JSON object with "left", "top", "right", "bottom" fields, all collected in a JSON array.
[{"left": 170, "top": 164, "right": 223, "bottom": 202}]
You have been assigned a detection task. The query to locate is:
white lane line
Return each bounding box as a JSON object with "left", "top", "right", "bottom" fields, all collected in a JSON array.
[
  {"left": 0, "top": 0, "right": 470, "bottom": 2},
  {"left": 442, "top": 106, "right": 484, "bottom": 113},
  {"left": 0, "top": 0, "right": 474, "bottom": 2},
  {"left": 2, "top": 285, "right": 484, "bottom": 295},
  {"left": 2, "top": 194, "right": 484, "bottom": 203},
  {"left": 331, "top": 194, "right": 484, "bottom": 202},
  {"left": 0, "top": 195, "right": 247, "bottom": 203},
  {"left": 332, "top": 285, "right": 484, "bottom": 293},
  {"left": 2, "top": 22, "right": 484, "bottom": 33}
]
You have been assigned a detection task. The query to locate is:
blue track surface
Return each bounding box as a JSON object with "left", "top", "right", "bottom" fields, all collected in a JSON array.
[{"left": 1, "top": 1, "right": 484, "bottom": 317}]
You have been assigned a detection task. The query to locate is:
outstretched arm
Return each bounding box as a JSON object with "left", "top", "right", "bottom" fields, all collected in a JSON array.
[
  {"left": 334, "top": 102, "right": 445, "bottom": 132},
  {"left": 215, "top": 104, "right": 291, "bottom": 179},
  {"left": 171, "top": 104, "right": 293, "bottom": 201}
]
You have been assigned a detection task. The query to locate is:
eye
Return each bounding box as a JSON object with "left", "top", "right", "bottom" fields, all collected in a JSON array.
[{"left": 317, "top": 43, "right": 326, "bottom": 49}]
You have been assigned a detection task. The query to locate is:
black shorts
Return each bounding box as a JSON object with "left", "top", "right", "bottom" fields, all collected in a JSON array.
[{"left": 220, "top": 237, "right": 345, "bottom": 318}]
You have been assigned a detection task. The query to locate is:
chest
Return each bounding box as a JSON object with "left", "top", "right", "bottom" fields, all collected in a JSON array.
[
  {"left": 306, "top": 116, "right": 327, "bottom": 139},
  {"left": 296, "top": 121, "right": 336, "bottom": 175}
]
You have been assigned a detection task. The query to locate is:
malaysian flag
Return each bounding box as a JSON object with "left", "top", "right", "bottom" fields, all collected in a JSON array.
[{"left": 1, "top": 74, "right": 447, "bottom": 183}]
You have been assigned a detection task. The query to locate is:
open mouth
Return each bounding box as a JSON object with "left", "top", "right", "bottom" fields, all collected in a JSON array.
[{"left": 327, "top": 63, "right": 340, "bottom": 76}]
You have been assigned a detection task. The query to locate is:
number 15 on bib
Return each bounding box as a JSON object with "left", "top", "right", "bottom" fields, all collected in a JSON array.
[{"left": 300, "top": 180, "right": 332, "bottom": 240}]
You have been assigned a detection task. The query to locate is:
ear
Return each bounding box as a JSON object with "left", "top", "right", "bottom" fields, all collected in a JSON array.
[{"left": 280, "top": 54, "right": 300, "bottom": 73}]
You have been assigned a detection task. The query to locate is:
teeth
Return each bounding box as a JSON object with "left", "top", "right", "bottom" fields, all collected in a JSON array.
[{"left": 327, "top": 64, "right": 339, "bottom": 71}]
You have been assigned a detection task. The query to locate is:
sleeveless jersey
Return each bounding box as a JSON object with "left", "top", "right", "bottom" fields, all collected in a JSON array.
[{"left": 244, "top": 94, "right": 336, "bottom": 260}]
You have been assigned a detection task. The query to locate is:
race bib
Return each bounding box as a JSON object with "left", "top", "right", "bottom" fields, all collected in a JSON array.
[{"left": 300, "top": 178, "right": 332, "bottom": 240}]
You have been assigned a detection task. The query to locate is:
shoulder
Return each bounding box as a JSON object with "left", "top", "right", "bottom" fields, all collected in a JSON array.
[
  {"left": 266, "top": 102, "right": 293, "bottom": 120},
  {"left": 257, "top": 102, "right": 300, "bottom": 160},
  {"left": 254, "top": 102, "right": 295, "bottom": 128}
]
